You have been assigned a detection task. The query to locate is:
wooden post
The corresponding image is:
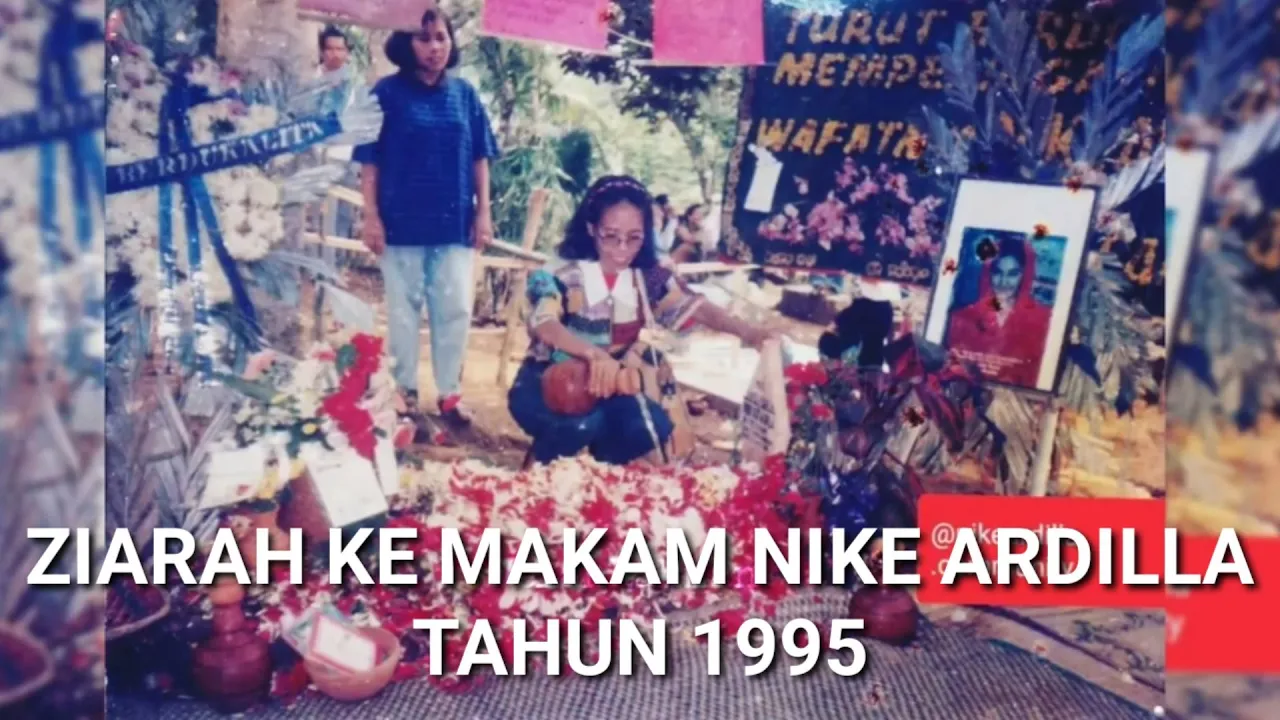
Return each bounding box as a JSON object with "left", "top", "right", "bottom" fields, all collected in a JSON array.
[
  {"left": 496, "top": 189, "right": 550, "bottom": 387},
  {"left": 1028, "top": 404, "right": 1061, "bottom": 496}
]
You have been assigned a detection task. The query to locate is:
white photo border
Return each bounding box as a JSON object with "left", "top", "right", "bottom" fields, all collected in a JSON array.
[
  {"left": 1165, "top": 146, "right": 1214, "bottom": 347},
  {"left": 923, "top": 177, "right": 1099, "bottom": 394}
]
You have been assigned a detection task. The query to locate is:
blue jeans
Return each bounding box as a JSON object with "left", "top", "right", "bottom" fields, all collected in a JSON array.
[
  {"left": 508, "top": 360, "right": 673, "bottom": 465},
  {"left": 380, "top": 244, "right": 474, "bottom": 400}
]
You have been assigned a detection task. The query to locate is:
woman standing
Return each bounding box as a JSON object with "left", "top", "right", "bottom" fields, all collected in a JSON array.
[
  {"left": 354, "top": 8, "right": 498, "bottom": 440},
  {"left": 509, "top": 176, "right": 775, "bottom": 466}
]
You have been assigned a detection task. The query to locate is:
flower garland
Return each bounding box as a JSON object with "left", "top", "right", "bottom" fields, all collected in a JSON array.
[
  {"left": 105, "top": 48, "right": 285, "bottom": 310},
  {"left": 319, "top": 333, "right": 386, "bottom": 460},
  {"left": 0, "top": 0, "right": 106, "bottom": 302}
]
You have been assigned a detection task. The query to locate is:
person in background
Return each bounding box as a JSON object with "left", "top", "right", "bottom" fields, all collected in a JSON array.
[
  {"left": 315, "top": 26, "right": 361, "bottom": 114},
  {"left": 651, "top": 194, "right": 678, "bottom": 259},
  {"left": 670, "top": 203, "right": 707, "bottom": 264},
  {"left": 318, "top": 25, "right": 350, "bottom": 76},
  {"left": 311, "top": 26, "right": 365, "bottom": 242},
  {"left": 509, "top": 176, "right": 776, "bottom": 466},
  {"left": 354, "top": 8, "right": 499, "bottom": 442}
]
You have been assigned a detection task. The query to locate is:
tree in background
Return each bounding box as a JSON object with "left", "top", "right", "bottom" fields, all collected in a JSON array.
[{"left": 559, "top": 0, "right": 741, "bottom": 206}]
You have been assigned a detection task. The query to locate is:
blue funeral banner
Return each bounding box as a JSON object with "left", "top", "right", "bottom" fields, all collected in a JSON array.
[
  {"left": 106, "top": 114, "right": 343, "bottom": 194},
  {"left": 721, "top": 0, "right": 1165, "bottom": 288},
  {"left": 0, "top": 94, "right": 105, "bottom": 152}
]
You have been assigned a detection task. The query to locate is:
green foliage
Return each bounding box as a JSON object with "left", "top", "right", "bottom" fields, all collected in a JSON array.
[{"left": 555, "top": 129, "right": 595, "bottom": 198}]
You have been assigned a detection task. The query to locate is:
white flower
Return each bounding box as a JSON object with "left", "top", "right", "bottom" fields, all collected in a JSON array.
[{"left": 245, "top": 104, "right": 280, "bottom": 130}]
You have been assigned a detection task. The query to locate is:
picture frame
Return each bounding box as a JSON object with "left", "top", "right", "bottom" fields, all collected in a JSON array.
[
  {"left": 923, "top": 177, "right": 1098, "bottom": 394},
  {"left": 1164, "top": 146, "right": 1215, "bottom": 346}
]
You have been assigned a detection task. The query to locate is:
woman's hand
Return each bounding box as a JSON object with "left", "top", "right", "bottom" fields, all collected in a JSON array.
[
  {"left": 615, "top": 367, "right": 642, "bottom": 396},
  {"left": 473, "top": 210, "right": 494, "bottom": 250},
  {"left": 362, "top": 213, "right": 386, "bottom": 255},
  {"left": 587, "top": 350, "right": 621, "bottom": 399},
  {"left": 742, "top": 325, "right": 783, "bottom": 349}
]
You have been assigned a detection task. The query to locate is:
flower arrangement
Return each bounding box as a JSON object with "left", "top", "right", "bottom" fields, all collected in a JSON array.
[
  {"left": 782, "top": 336, "right": 989, "bottom": 547},
  {"left": 757, "top": 159, "right": 946, "bottom": 258},
  {"left": 226, "top": 332, "right": 400, "bottom": 461},
  {"left": 105, "top": 48, "right": 286, "bottom": 308}
]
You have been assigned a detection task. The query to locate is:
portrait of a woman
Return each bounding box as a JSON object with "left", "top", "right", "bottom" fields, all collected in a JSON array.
[{"left": 945, "top": 233, "right": 1054, "bottom": 388}]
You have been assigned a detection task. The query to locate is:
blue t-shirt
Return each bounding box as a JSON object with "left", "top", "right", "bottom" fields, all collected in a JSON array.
[{"left": 353, "top": 72, "right": 499, "bottom": 247}]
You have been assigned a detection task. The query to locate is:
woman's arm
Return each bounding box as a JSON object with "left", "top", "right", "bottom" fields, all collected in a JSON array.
[
  {"left": 360, "top": 165, "right": 384, "bottom": 254},
  {"left": 692, "top": 301, "right": 774, "bottom": 347},
  {"left": 474, "top": 159, "right": 491, "bottom": 215},
  {"left": 531, "top": 320, "right": 609, "bottom": 361},
  {"left": 473, "top": 158, "right": 493, "bottom": 248},
  {"left": 361, "top": 164, "right": 379, "bottom": 211}
]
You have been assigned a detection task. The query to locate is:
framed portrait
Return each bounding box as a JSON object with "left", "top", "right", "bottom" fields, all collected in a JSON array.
[
  {"left": 1164, "top": 146, "right": 1214, "bottom": 345},
  {"left": 924, "top": 178, "right": 1097, "bottom": 394}
]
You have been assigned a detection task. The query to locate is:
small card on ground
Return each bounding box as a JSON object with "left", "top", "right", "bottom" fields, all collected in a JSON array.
[
  {"left": 307, "top": 614, "right": 378, "bottom": 674},
  {"left": 199, "top": 444, "right": 267, "bottom": 509},
  {"left": 301, "top": 445, "right": 389, "bottom": 527}
]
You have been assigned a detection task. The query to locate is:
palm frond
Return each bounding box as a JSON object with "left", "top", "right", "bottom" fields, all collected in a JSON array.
[
  {"left": 1181, "top": 0, "right": 1274, "bottom": 118},
  {"left": 1059, "top": 255, "right": 1159, "bottom": 417},
  {"left": 1073, "top": 14, "right": 1163, "bottom": 165},
  {"left": 1099, "top": 143, "right": 1165, "bottom": 213}
]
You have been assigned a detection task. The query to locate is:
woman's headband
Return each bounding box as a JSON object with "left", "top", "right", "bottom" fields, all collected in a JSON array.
[{"left": 583, "top": 177, "right": 649, "bottom": 207}]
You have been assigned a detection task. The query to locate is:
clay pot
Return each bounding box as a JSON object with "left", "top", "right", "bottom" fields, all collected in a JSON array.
[
  {"left": 542, "top": 359, "right": 596, "bottom": 415},
  {"left": 245, "top": 501, "right": 290, "bottom": 553},
  {"left": 847, "top": 585, "right": 918, "bottom": 645},
  {"left": 305, "top": 626, "right": 404, "bottom": 702},
  {"left": 192, "top": 578, "right": 270, "bottom": 714}
]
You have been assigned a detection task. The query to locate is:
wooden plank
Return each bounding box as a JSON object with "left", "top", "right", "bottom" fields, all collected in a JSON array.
[
  {"left": 326, "top": 185, "right": 364, "bottom": 207},
  {"left": 674, "top": 262, "right": 760, "bottom": 275}
]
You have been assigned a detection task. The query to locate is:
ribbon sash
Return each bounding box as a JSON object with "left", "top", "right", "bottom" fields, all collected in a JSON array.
[{"left": 106, "top": 113, "right": 343, "bottom": 194}]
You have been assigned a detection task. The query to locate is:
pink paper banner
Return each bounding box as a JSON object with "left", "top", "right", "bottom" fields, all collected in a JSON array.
[
  {"left": 298, "top": 0, "right": 426, "bottom": 30},
  {"left": 652, "top": 0, "right": 764, "bottom": 66},
  {"left": 481, "top": 0, "right": 609, "bottom": 52}
]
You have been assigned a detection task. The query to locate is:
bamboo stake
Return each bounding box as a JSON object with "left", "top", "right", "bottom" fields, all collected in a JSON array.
[{"left": 496, "top": 189, "right": 550, "bottom": 387}]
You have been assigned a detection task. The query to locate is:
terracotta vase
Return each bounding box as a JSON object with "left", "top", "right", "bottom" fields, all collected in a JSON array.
[
  {"left": 847, "top": 584, "right": 919, "bottom": 646},
  {"left": 192, "top": 579, "right": 271, "bottom": 714},
  {"left": 246, "top": 502, "right": 289, "bottom": 553}
]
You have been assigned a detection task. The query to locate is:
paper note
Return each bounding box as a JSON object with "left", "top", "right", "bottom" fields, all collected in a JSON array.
[
  {"left": 303, "top": 446, "right": 389, "bottom": 527},
  {"left": 282, "top": 602, "right": 351, "bottom": 654},
  {"left": 737, "top": 340, "right": 791, "bottom": 463},
  {"left": 652, "top": 0, "right": 764, "bottom": 66},
  {"left": 374, "top": 437, "right": 399, "bottom": 497},
  {"left": 743, "top": 145, "right": 783, "bottom": 214},
  {"left": 667, "top": 336, "right": 760, "bottom": 404},
  {"left": 200, "top": 444, "right": 267, "bottom": 509},
  {"left": 308, "top": 615, "right": 378, "bottom": 673},
  {"left": 481, "top": 0, "right": 608, "bottom": 52}
]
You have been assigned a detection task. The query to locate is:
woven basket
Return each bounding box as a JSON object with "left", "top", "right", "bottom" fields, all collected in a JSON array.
[{"left": 0, "top": 623, "right": 54, "bottom": 709}]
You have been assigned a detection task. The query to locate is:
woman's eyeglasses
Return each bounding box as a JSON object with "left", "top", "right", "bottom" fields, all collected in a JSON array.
[{"left": 597, "top": 233, "right": 644, "bottom": 249}]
